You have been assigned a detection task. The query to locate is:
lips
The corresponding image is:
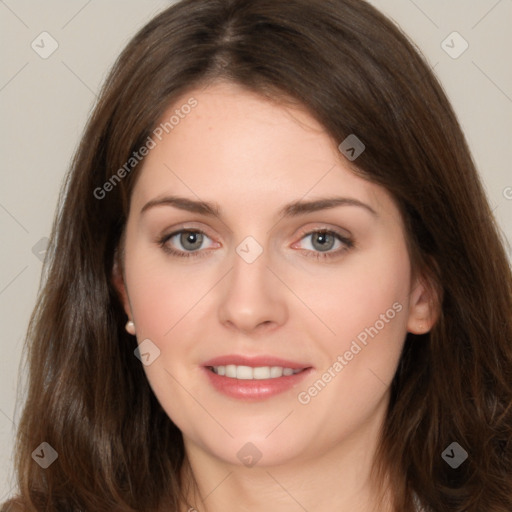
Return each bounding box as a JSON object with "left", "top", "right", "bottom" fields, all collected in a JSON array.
[
  {"left": 202, "top": 354, "right": 311, "bottom": 370},
  {"left": 202, "top": 354, "right": 313, "bottom": 400}
]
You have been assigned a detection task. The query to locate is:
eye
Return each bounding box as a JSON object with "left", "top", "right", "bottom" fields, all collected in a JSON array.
[
  {"left": 158, "top": 229, "right": 217, "bottom": 257},
  {"left": 301, "top": 231, "right": 338, "bottom": 252},
  {"left": 293, "top": 229, "right": 354, "bottom": 259}
]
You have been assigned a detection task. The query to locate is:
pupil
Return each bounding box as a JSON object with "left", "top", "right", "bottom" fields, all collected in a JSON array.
[
  {"left": 181, "top": 231, "right": 203, "bottom": 250},
  {"left": 313, "top": 232, "right": 334, "bottom": 252}
]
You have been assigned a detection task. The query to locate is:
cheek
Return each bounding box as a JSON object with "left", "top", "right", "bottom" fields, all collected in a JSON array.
[
  {"left": 289, "top": 249, "right": 411, "bottom": 435},
  {"left": 123, "top": 247, "right": 213, "bottom": 429},
  {"left": 125, "top": 245, "right": 208, "bottom": 338},
  {"left": 293, "top": 241, "right": 411, "bottom": 348},
  {"left": 290, "top": 242, "right": 412, "bottom": 417}
]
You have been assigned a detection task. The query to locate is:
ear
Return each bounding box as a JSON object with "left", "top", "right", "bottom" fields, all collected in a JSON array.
[
  {"left": 111, "top": 249, "right": 132, "bottom": 320},
  {"left": 406, "top": 273, "right": 440, "bottom": 335}
]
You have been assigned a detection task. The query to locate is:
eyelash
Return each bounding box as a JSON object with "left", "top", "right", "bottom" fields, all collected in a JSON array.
[{"left": 157, "top": 228, "right": 354, "bottom": 260}]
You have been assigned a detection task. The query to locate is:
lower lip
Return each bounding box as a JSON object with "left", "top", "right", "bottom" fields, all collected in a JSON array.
[{"left": 202, "top": 367, "right": 313, "bottom": 400}]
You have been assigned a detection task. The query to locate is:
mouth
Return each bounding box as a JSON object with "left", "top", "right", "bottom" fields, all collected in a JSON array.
[
  {"left": 201, "top": 355, "right": 313, "bottom": 400},
  {"left": 207, "top": 365, "right": 306, "bottom": 379}
]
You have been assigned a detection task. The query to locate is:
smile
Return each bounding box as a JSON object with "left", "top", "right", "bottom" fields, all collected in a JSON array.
[
  {"left": 208, "top": 365, "right": 305, "bottom": 379},
  {"left": 201, "top": 355, "right": 313, "bottom": 399}
]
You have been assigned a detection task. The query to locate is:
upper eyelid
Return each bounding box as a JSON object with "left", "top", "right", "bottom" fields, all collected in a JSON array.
[
  {"left": 161, "top": 224, "right": 214, "bottom": 241},
  {"left": 163, "top": 228, "right": 214, "bottom": 245},
  {"left": 295, "top": 225, "right": 352, "bottom": 237},
  {"left": 292, "top": 229, "right": 353, "bottom": 249}
]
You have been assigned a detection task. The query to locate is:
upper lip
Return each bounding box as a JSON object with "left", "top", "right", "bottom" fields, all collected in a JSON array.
[{"left": 202, "top": 355, "right": 312, "bottom": 370}]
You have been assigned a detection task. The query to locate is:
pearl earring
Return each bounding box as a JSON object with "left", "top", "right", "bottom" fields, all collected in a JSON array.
[{"left": 125, "top": 320, "right": 136, "bottom": 335}]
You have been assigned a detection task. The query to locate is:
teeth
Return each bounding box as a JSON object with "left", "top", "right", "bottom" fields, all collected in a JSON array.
[
  {"left": 211, "top": 365, "right": 304, "bottom": 379},
  {"left": 254, "top": 366, "right": 271, "bottom": 379},
  {"left": 225, "top": 364, "right": 237, "bottom": 378},
  {"left": 270, "top": 366, "right": 283, "bottom": 378},
  {"left": 237, "top": 365, "right": 253, "bottom": 379}
]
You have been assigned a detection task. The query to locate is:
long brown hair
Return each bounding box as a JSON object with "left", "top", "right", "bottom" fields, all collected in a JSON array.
[{"left": 3, "top": 0, "right": 511, "bottom": 511}]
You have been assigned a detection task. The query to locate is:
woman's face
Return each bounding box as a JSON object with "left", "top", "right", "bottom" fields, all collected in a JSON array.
[{"left": 115, "top": 81, "right": 434, "bottom": 468}]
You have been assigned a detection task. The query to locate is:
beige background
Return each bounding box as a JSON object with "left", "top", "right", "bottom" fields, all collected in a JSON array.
[{"left": 0, "top": 0, "right": 511, "bottom": 499}]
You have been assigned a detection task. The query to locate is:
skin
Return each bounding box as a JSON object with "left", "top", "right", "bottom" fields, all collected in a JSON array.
[{"left": 114, "top": 81, "right": 437, "bottom": 512}]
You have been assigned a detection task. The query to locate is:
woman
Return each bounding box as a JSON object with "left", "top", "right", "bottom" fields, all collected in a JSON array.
[{"left": 3, "top": 0, "right": 511, "bottom": 511}]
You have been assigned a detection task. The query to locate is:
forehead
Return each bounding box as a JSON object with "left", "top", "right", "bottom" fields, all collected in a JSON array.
[{"left": 130, "top": 81, "right": 394, "bottom": 220}]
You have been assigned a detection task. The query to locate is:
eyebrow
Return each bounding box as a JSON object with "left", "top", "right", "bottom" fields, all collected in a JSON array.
[{"left": 140, "top": 195, "right": 378, "bottom": 218}]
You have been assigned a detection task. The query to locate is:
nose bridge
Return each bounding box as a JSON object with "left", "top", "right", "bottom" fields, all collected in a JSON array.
[
  {"left": 231, "top": 243, "right": 269, "bottom": 295},
  {"left": 217, "top": 235, "right": 287, "bottom": 331}
]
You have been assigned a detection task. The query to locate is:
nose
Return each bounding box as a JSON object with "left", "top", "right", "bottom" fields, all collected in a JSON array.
[{"left": 217, "top": 245, "right": 288, "bottom": 335}]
